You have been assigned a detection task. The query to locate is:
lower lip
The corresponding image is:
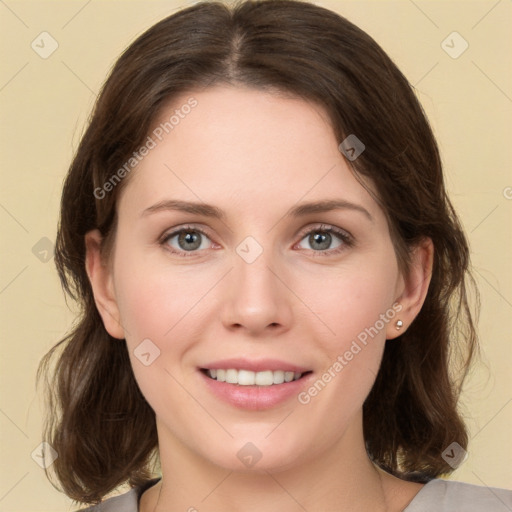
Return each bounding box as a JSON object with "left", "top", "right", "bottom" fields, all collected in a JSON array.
[{"left": 199, "top": 371, "right": 312, "bottom": 410}]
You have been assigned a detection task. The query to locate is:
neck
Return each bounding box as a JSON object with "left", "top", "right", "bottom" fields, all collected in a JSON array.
[{"left": 142, "top": 413, "right": 417, "bottom": 512}]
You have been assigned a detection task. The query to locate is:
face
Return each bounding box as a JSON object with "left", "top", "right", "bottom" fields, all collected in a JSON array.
[{"left": 92, "top": 85, "right": 411, "bottom": 473}]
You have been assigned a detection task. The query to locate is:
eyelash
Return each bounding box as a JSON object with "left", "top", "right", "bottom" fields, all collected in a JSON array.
[{"left": 159, "top": 224, "right": 354, "bottom": 258}]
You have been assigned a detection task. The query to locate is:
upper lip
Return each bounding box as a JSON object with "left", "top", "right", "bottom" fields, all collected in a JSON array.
[{"left": 200, "top": 358, "right": 311, "bottom": 373}]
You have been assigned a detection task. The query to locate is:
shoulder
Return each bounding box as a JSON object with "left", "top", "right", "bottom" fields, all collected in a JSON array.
[
  {"left": 405, "top": 479, "right": 512, "bottom": 512},
  {"left": 75, "top": 478, "right": 161, "bottom": 512}
]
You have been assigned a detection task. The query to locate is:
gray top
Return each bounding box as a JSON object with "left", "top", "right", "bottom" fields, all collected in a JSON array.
[{"left": 78, "top": 478, "right": 512, "bottom": 511}]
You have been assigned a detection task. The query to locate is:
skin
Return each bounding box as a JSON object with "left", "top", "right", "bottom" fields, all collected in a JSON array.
[{"left": 86, "top": 86, "right": 433, "bottom": 511}]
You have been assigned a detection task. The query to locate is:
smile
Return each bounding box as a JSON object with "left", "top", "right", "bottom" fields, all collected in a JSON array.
[{"left": 203, "top": 368, "right": 308, "bottom": 386}]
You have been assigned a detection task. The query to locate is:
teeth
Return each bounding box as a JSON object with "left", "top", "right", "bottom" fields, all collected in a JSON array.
[
  {"left": 226, "top": 369, "right": 238, "bottom": 384},
  {"left": 206, "top": 369, "right": 304, "bottom": 386},
  {"left": 239, "top": 370, "right": 255, "bottom": 385},
  {"left": 273, "top": 371, "right": 285, "bottom": 384},
  {"left": 255, "top": 370, "right": 273, "bottom": 386}
]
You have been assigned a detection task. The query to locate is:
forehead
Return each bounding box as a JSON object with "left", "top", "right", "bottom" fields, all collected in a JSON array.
[{"left": 118, "top": 85, "right": 381, "bottom": 222}]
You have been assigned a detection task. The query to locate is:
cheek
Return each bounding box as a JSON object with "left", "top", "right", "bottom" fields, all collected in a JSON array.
[
  {"left": 112, "top": 254, "right": 211, "bottom": 411},
  {"left": 112, "top": 250, "right": 225, "bottom": 397},
  {"left": 294, "top": 250, "right": 399, "bottom": 408},
  {"left": 113, "top": 248, "right": 214, "bottom": 342},
  {"left": 302, "top": 252, "right": 399, "bottom": 353}
]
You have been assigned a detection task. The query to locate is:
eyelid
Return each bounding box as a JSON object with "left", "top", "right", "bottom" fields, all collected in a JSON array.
[
  {"left": 295, "top": 223, "right": 354, "bottom": 244},
  {"left": 159, "top": 222, "right": 217, "bottom": 239}
]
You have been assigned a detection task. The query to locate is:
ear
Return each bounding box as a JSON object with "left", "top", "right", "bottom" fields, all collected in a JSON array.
[
  {"left": 386, "top": 237, "right": 434, "bottom": 340},
  {"left": 84, "top": 229, "right": 125, "bottom": 339}
]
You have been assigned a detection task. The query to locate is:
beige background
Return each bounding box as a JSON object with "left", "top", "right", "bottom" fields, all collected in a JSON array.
[{"left": 0, "top": 0, "right": 511, "bottom": 510}]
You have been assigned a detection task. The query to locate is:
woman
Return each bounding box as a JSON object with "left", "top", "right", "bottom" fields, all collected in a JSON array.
[{"left": 37, "top": 0, "right": 512, "bottom": 510}]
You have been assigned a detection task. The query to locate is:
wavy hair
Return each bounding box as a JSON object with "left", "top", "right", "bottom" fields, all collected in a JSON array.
[{"left": 37, "top": 0, "right": 478, "bottom": 504}]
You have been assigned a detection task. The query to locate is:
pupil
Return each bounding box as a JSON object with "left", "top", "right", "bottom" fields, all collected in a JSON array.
[
  {"left": 310, "top": 232, "right": 331, "bottom": 250},
  {"left": 178, "top": 231, "right": 201, "bottom": 251}
]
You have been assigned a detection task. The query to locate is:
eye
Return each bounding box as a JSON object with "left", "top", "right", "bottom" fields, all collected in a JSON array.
[
  {"left": 295, "top": 225, "right": 353, "bottom": 254},
  {"left": 161, "top": 227, "right": 213, "bottom": 255},
  {"left": 160, "top": 224, "right": 353, "bottom": 257}
]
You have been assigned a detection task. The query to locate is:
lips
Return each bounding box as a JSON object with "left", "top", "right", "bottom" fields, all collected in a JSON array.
[
  {"left": 198, "top": 358, "right": 313, "bottom": 409},
  {"left": 200, "top": 358, "right": 311, "bottom": 386},
  {"left": 202, "top": 358, "right": 310, "bottom": 374}
]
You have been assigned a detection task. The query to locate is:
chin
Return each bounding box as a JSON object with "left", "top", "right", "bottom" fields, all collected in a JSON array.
[{"left": 195, "top": 433, "right": 312, "bottom": 474}]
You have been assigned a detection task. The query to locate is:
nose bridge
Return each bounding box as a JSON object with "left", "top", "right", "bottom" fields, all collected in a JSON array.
[
  {"left": 233, "top": 236, "right": 280, "bottom": 303},
  {"left": 220, "top": 235, "right": 292, "bottom": 333}
]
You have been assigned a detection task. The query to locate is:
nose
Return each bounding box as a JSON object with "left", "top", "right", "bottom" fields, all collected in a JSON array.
[{"left": 220, "top": 247, "right": 293, "bottom": 337}]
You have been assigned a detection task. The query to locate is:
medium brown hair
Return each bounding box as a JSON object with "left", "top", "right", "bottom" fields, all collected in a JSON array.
[{"left": 37, "top": 0, "right": 478, "bottom": 504}]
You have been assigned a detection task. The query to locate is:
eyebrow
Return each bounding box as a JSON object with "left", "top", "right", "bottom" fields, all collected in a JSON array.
[{"left": 141, "top": 198, "right": 373, "bottom": 222}]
